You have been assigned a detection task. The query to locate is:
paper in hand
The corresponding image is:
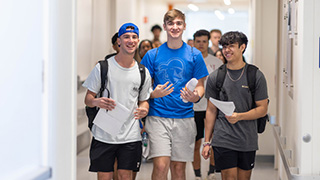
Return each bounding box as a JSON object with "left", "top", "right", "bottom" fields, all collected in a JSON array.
[
  {"left": 209, "top": 97, "right": 235, "bottom": 116},
  {"left": 93, "top": 102, "right": 130, "bottom": 137}
]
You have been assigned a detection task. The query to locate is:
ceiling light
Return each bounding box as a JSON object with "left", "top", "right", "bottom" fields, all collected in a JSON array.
[
  {"left": 224, "top": 0, "right": 231, "bottom": 6},
  {"left": 228, "top": 8, "right": 235, "bottom": 14},
  {"left": 215, "top": 10, "right": 225, "bottom": 20},
  {"left": 188, "top": 4, "right": 199, "bottom": 11}
]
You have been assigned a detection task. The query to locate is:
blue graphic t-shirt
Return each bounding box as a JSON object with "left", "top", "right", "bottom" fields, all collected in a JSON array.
[{"left": 141, "top": 42, "right": 209, "bottom": 118}]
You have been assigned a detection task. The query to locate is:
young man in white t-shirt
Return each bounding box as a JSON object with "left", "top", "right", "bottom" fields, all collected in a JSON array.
[
  {"left": 193, "top": 29, "right": 223, "bottom": 180},
  {"left": 83, "top": 23, "right": 152, "bottom": 180}
]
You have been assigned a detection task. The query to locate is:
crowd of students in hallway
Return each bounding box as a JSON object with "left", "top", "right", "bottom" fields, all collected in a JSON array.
[{"left": 83, "top": 8, "right": 268, "bottom": 180}]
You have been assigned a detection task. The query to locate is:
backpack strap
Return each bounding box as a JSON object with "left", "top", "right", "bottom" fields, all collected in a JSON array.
[
  {"left": 98, "top": 60, "right": 109, "bottom": 98},
  {"left": 216, "top": 64, "right": 227, "bottom": 100},
  {"left": 246, "top": 64, "right": 258, "bottom": 106},
  {"left": 138, "top": 62, "right": 146, "bottom": 91}
]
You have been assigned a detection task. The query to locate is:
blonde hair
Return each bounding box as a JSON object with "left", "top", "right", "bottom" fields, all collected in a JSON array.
[{"left": 163, "top": 9, "right": 185, "bottom": 24}]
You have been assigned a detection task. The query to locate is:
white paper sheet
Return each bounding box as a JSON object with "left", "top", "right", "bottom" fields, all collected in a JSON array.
[
  {"left": 209, "top": 97, "right": 235, "bottom": 116},
  {"left": 93, "top": 102, "right": 130, "bottom": 137}
]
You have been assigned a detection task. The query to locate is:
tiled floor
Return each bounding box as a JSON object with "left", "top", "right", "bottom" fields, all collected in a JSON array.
[{"left": 77, "top": 146, "right": 278, "bottom": 180}]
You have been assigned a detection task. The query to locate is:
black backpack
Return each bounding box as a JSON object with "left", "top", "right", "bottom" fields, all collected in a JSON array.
[
  {"left": 85, "top": 55, "right": 146, "bottom": 130},
  {"left": 216, "top": 64, "right": 269, "bottom": 133}
]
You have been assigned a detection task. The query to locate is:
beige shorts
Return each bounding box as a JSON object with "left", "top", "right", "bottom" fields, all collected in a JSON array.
[{"left": 145, "top": 116, "right": 197, "bottom": 162}]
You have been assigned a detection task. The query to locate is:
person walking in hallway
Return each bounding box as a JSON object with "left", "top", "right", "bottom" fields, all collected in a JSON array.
[
  {"left": 83, "top": 23, "right": 152, "bottom": 180},
  {"left": 141, "top": 9, "right": 209, "bottom": 180},
  {"left": 202, "top": 31, "right": 268, "bottom": 180},
  {"left": 192, "top": 29, "right": 223, "bottom": 180},
  {"left": 208, "top": 29, "right": 222, "bottom": 56}
]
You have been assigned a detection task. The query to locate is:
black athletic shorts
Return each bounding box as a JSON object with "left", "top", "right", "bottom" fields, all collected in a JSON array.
[
  {"left": 213, "top": 146, "right": 256, "bottom": 171},
  {"left": 194, "top": 111, "right": 205, "bottom": 141},
  {"left": 89, "top": 137, "right": 142, "bottom": 172}
]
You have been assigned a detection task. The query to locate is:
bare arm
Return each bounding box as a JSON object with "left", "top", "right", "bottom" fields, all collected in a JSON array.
[
  {"left": 225, "top": 98, "right": 268, "bottom": 124},
  {"left": 84, "top": 90, "right": 116, "bottom": 111},
  {"left": 202, "top": 99, "right": 218, "bottom": 159},
  {"left": 134, "top": 100, "right": 149, "bottom": 120}
]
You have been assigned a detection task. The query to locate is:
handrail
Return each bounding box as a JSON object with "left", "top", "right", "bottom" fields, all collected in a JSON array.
[{"left": 273, "top": 125, "right": 320, "bottom": 180}]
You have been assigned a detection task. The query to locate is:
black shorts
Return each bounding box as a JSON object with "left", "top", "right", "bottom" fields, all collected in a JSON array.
[
  {"left": 213, "top": 146, "right": 256, "bottom": 171},
  {"left": 89, "top": 138, "right": 142, "bottom": 172},
  {"left": 194, "top": 111, "right": 205, "bottom": 141}
]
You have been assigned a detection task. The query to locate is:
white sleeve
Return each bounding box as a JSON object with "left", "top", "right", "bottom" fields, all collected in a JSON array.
[{"left": 82, "top": 63, "right": 101, "bottom": 94}]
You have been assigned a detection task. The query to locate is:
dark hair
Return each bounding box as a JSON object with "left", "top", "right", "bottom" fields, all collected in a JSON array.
[
  {"left": 138, "top": 39, "right": 153, "bottom": 49},
  {"left": 111, "top": 32, "right": 118, "bottom": 45},
  {"left": 151, "top": 24, "right": 162, "bottom": 32},
  {"left": 219, "top": 31, "right": 248, "bottom": 53},
  {"left": 193, "top": 29, "right": 211, "bottom": 41}
]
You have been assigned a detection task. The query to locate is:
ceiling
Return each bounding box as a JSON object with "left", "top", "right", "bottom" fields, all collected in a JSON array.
[{"left": 162, "top": 0, "right": 250, "bottom": 11}]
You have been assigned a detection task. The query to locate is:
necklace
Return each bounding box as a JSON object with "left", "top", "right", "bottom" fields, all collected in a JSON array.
[{"left": 227, "top": 67, "right": 245, "bottom": 82}]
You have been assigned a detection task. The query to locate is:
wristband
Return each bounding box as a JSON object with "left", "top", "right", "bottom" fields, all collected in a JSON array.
[
  {"left": 203, "top": 142, "right": 211, "bottom": 147},
  {"left": 195, "top": 95, "right": 201, "bottom": 103}
]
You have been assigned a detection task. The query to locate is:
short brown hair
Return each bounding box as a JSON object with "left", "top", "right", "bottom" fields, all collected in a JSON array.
[
  {"left": 210, "top": 29, "right": 222, "bottom": 35},
  {"left": 163, "top": 9, "right": 185, "bottom": 24}
]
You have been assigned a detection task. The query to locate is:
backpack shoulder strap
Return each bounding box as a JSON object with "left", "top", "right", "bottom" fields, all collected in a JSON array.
[
  {"left": 98, "top": 59, "right": 109, "bottom": 97},
  {"left": 246, "top": 64, "right": 258, "bottom": 104},
  {"left": 216, "top": 64, "right": 227, "bottom": 91},
  {"left": 138, "top": 62, "right": 146, "bottom": 91}
]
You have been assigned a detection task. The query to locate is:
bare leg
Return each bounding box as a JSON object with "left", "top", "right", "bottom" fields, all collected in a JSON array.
[
  {"left": 237, "top": 168, "right": 252, "bottom": 180},
  {"left": 97, "top": 172, "right": 113, "bottom": 180},
  {"left": 170, "top": 161, "right": 186, "bottom": 180},
  {"left": 152, "top": 156, "right": 171, "bottom": 180},
  {"left": 113, "top": 159, "right": 118, "bottom": 180},
  {"left": 220, "top": 167, "right": 237, "bottom": 180},
  {"left": 117, "top": 169, "right": 132, "bottom": 180}
]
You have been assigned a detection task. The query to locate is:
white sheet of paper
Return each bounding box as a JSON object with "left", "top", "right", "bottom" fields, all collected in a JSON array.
[
  {"left": 93, "top": 102, "right": 131, "bottom": 137},
  {"left": 209, "top": 97, "right": 235, "bottom": 116}
]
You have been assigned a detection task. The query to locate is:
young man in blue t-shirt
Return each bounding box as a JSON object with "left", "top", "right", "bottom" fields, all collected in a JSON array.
[{"left": 141, "top": 9, "right": 209, "bottom": 180}]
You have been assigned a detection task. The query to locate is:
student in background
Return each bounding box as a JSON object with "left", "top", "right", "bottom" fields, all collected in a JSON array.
[
  {"left": 215, "top": 49, "right": 226, "bottom": 64},
  {"left": 105, "top": 32, "right": 120, "bottom": 60},
  {"left": 208, "top": 29, "right": 222, "bottom": 56},
  {"left": 141, "top": 9, "right": 208, "bottom": 180},
  {"left": 187, "top": 39, "right": 194, "bottom": 47},
  {"left": 192, "top": 29, "right": 223, "bottom": 180},
  {"left": 139, "top": 39, "right": 153, "bottom": 61},
  {"left": 151, "top": 24, "right": 162, "bottom": 45}
]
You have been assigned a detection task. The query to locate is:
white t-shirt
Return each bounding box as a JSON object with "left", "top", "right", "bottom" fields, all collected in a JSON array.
[
  {"left": 83, "top": 56, "right": 152, "bottom": 144},
  {"left": 194, "top": 54, "right": 223, "bottom": 111}
]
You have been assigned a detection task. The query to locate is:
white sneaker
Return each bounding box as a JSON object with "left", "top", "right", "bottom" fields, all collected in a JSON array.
[
  {"left": 195, "top": 177, "right": 202, "bottom": 180},
  {"left": 207, "top": 173, "right": 217, "bottom": 180}
]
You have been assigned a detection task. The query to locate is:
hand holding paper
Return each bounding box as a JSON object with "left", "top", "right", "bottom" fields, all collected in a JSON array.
[{"left": 209, "top": 97, "right": 235, "bottom": 116}]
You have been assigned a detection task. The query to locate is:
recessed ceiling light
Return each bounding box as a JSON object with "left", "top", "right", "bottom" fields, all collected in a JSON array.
[
  {"left": 188, "top": 4, "right": 199, "bottom": 11},
  {"left": 228, "top": 8, "right": 235, "bottom": 14},
  {"left": 224, "top": 0, "right": 231, "bottom": 6}
]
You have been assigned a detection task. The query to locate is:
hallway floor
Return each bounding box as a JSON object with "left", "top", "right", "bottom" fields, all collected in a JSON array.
[{"left": 77, "top": 146, "right": 278, "bottom": 180}]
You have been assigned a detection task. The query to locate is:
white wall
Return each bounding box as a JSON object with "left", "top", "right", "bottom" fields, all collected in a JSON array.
[
  {"left": 0, "top": 0, "right": 77, "bottom": 179},
  {"left": 48, "top": 0, "right": 77, "bottom": 179},
  {"left": 276, "top": 0, "right": 320, "bottom": 178},
  {"left": 250, "top": 0, "right": 278, "bottom": 155}
]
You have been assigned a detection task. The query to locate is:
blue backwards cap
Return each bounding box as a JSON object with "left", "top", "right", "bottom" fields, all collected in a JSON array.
[{"left": 118, "top": 23, "right": 139, "bottom": 37}]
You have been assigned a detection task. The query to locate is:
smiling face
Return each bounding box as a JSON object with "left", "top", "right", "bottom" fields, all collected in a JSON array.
[
  {"left": 194, "top": 35, "right": 209, "bottom": 54},
  {"left": 163, "top": 18, "right": 186, "bottom": 40},
  {"left": 222, "top": 42, "right": 245, "bottom": 63},
  {"left": 118, "top": 32, "right": 139, "bottom": 55},
  {"left": 139, "top": 41, "right": 152, "bottom": 58}
]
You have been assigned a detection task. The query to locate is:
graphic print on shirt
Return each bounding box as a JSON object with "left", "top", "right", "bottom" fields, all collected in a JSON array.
[{"left": 157, "top": 58, "right": 185, "bottom": 86}]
